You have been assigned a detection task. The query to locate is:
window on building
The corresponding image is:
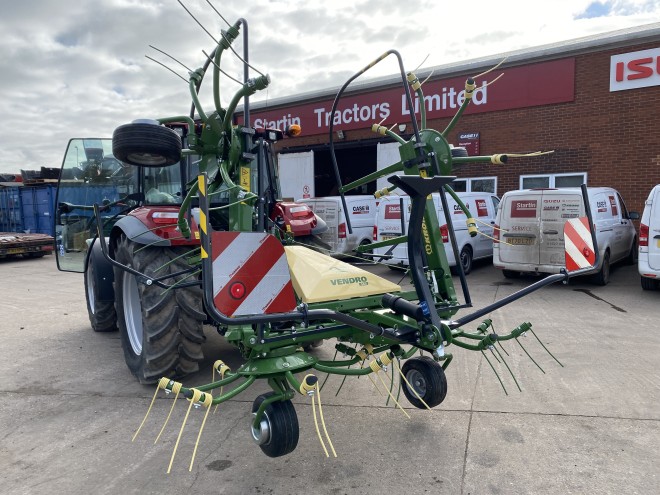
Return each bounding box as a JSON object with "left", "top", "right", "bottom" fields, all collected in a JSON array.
[
  {"left": 452, "top": 176, "right": 497, "bottom": 193},
  {"left": 520, "top": 172, "right": 587, "bottom": 189}
]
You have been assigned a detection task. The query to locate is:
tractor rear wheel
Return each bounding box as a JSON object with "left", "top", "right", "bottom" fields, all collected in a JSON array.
[
  {"left": 401, "top": 356, "right": 448, "bottom": 409},
  {"left": 114, "top": 236, "right": 205, "bottom": 384},
  {"left": 85, "top": 258, "right": 117, "bottom": 332}
]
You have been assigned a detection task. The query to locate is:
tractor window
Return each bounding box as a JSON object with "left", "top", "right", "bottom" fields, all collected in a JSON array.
[{"left": 144, "top": 165, "right": 182, "bottom": 204}]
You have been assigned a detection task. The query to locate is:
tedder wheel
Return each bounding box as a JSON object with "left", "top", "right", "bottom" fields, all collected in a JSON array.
[
  {"left": 112, "top": 122, "right": 182, "bottom": 167},
  {"left": 594, "top": 250, "right": 611, "bottom": 286},
  {"left": 113, "top": 235, "right": 206, "bottom": 384},
  {"left": 85, "top": 258, "right": 117, "bottom": 332},
  {"left": 251, "top": 392, "right": 299, "bottom": 458},
  {"left": 401, "top": 356, "right": 448, "bottom": 409}
]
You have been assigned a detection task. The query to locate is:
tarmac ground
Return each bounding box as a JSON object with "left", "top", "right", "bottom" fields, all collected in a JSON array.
[{"left": 1, "top": 253, "right": 658, "bottom": 495}]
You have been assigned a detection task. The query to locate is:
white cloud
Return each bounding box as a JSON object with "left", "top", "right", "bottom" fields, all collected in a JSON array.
[{"left": 0, "top": 0, "right": 658, "bottom": 174}]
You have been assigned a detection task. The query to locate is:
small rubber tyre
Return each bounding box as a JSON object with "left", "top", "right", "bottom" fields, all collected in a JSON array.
[
  {"left": 502, "top": 269, "right": 521, "bottom": 279},
  {"left": 85, "top": 258, "right": 117, "bottom": 332},
  {"left": 641, "top": 276, "right": 659, "bottom": 291},
  {"left": 114, "top": 236, "right": 206, "bottom": 384},
  {"left": 401, "top": 356, "right": 448, "bottom": 409},
  {"left": 112, "top": 122, "right": 182, "bottom": 167},
  {"left": 251, "top": 393, "right": 299, "bottom": 458},
  {"left": 593, "top": 250, "right": 611, "bottom": 286}
]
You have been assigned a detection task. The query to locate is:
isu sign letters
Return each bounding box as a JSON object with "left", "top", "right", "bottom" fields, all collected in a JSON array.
[{"left": 610, "top": 47, "right": 660, "bottom": 92}]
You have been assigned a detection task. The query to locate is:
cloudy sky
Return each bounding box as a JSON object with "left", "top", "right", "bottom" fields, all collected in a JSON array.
[{"left": 1, "top": 0, "right": 659, "bottom": 175}]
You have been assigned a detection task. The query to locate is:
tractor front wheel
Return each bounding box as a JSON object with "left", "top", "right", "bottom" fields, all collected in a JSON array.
[
  {"left": 251, "top": 393, "right": 299, "bottom": 458},
  {"left": 85, "top": 257, "right": 117, "bottom": 332},
  {"left": 114, "top": 236, "right": 205, "bottom": 384},
  {"left": 401, "top": 356, "right": 448, "bottom": 409}
]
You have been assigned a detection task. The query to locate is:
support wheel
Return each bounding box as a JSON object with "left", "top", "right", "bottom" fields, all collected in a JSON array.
[
  {"left": 112, "top": 122, "right": 182, "bottom": 167},
  {"left": 114, "top": 236, "right": 206, "bottom": 384},
  {"left": 85, "top": 258, "right": 117, "bottom": 332},
  {"left": 401, "top": 356, "right": 448, "bottom": 409},
  {"left": 251, "top": 393, "right": 299, "bottom": 458},
  {"left": 593, "top": 250, "right": 610, "bottom": 286}
]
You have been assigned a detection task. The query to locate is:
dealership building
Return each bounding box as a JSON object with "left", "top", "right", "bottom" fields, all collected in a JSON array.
[{"left": 241, "top": 22, "right": 660, "bottom": 215}]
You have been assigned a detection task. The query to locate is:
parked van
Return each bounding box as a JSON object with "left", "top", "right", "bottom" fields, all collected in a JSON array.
[
  {"left": 493, "top": 187, "right": 638, "bottom": 285},
  {"left": 639, "top": 184, "right": 660, "bottom": 290},
  {"left": 373, "top": 191, "right": 500, "bottom": 274},
  {"left": 299, "top": 195, "right": 377, "bottom": 258}
]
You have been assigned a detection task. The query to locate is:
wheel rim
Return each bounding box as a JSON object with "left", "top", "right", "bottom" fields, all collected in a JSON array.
[
  {"left": 251, "top": 411, "right": 271, "bottom": 446},
  {"left": 122, "top": 272, "right": 143, "bottom": 355},
  {"left": 461, "top": 250, "right": 471, "bottom": 271},
  {"left": 86, "top": 265, "right": 96, "bottom": 314},
  {"left": 405, "top": 369, "right": 427, "bottom": 397},
  {"left": 126, "top": 152, "right": 168, "bottom": 166}
]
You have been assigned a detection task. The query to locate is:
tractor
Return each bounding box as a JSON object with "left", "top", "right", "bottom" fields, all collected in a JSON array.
[{"left": 54, "top": 10, "right": 599, "bottom": 465}]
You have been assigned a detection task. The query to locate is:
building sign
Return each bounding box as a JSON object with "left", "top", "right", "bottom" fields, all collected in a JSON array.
[
  {"left": 457, "top": 132, "right": 480, "bottom": 156},
  {"left": 239, "top": 58, "right": 575, "bottom": 136},
  {"left": 610, "top": 47, "right": 660, "bottom": 92}
]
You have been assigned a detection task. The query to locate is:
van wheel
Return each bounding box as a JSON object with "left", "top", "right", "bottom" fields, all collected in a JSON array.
[
  {"left": 626, "top": 238, "right": 638, "bottom": 265},
  {"left": 641, "top": 276, "right": 659, "bottom": 290},
  {"left": 459, "top": 246, "right": 473, "bottom": 275},
  {"left": 502, "top": 270, "right": 521, "bottom": 279},
  {"left": 355, "top": 239, "right": 372, "bottom": 261},
  {"left": 594, "top": 250, "right": 610, "bottom": 286}
]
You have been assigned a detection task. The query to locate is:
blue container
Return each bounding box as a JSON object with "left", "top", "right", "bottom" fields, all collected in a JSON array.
[
  {"left": 0, "top": 187, "right": 24, "bottom": 232},
  {"left": 20, "top": 185, "right": 56, "bottom": 236}
]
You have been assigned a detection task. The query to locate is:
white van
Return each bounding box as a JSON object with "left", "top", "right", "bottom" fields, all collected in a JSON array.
[
  {"left": 639, "top": 184, "right": 660, "bottom": 290},
  {"left": 493, "top": 187, "right": 639, "bottom": 285},
  {"left": 299, "top": 195, "right": 377, "bottom": 258},
  {"left": 373, "top": 191, "right": 500, "bottom": 274}
]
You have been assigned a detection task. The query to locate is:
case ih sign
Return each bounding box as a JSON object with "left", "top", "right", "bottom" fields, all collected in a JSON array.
[
  {"left": 610, "top": 47, "right": 660, "bottom": 92},
  {"left": 240, "top": 59, "right": 576, "bottom": 136}
]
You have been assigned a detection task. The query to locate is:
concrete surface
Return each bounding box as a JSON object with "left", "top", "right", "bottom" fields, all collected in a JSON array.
[{"left": 0, "top": 254, "right": 658, "bottom": 495}]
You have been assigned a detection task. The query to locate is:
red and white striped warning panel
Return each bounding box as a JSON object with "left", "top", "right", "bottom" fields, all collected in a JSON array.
[
  {"left": 564, "top": 217, "right": 596, "bottom": 272},
  {"left": 211, "top": 232, "right": 296, "bottom": 316}
]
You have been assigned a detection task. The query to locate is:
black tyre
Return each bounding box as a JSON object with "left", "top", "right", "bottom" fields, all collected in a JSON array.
[
  {"left": 251, "top": 392, "right": 299, "bottom": 458},
  {"left": 401, "top": 356, "right": 448, "bottom": 409},
  {"left": 85, "top": 259, "right": 117, "bottom": 332},
  {"left": 502, "top": 269, "right": 521, "bottom": 279},
  {"left": 459, "top": 245, "right": 473, "bottom": 275},
  {"left": 114, "top": 236, "right": 205, "bottom": 384},
  {"left": 626, "top": 238, "right": 638, "bottom": 265},
  {"left": 112, "top": 122, "right": 182, "bottom": 167},
  {"left": 27, "top": 252, "right": 47, "bottom": 258},
  {"left": 641, "top": 276, "right": 659, "bottom": 291},
  {"left": 594, "top": 250, "right": 610, "bottom": 286},
  {"left": 355, "top": 239, "right": 372, "bottom": 261}
]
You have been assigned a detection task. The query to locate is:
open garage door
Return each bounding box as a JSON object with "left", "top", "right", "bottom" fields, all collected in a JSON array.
[
  {"left": 277, "top": 151, "right": 314, "bottom": 201},
  {"left": 376, "top": 142, "right": 401, "bottom": 192}
]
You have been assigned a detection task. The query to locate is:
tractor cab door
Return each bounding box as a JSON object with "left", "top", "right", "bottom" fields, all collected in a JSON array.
[{"left": 55, "top": 138, "right": 137, "bottom": 272}]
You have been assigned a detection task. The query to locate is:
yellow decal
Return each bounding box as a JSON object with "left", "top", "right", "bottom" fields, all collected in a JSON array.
[
  {"left": 197, "top": 175, "right": 206, "bottom": 196},
  {"left": 421, "top": 219, "right": 433, "bottom": 255},
  {"left": 240, "top": 166, "right": 251, "bottom": 191},
  {"left": 194, "top": 231, "right": 200, "bottom": 240},
  {"left": 201, "top": 247, "right": 208, "bottom": 259}
]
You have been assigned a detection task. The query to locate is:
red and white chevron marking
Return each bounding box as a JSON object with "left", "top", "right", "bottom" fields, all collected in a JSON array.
[
  {"left": 564, "top": 217, "right": 596, "bottom": 272},
  {"left": 211, "top": 232, "right": 296, "bottom": 316}
]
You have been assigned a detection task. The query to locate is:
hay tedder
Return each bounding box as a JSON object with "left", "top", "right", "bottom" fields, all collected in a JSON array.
[{"left": 55, "top": 9, "right": 600, "bottom": 467}]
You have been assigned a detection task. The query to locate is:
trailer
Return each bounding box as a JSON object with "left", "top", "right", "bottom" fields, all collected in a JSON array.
[{"left": 0, "top": 232, "right": 54, "bottom": 259}]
